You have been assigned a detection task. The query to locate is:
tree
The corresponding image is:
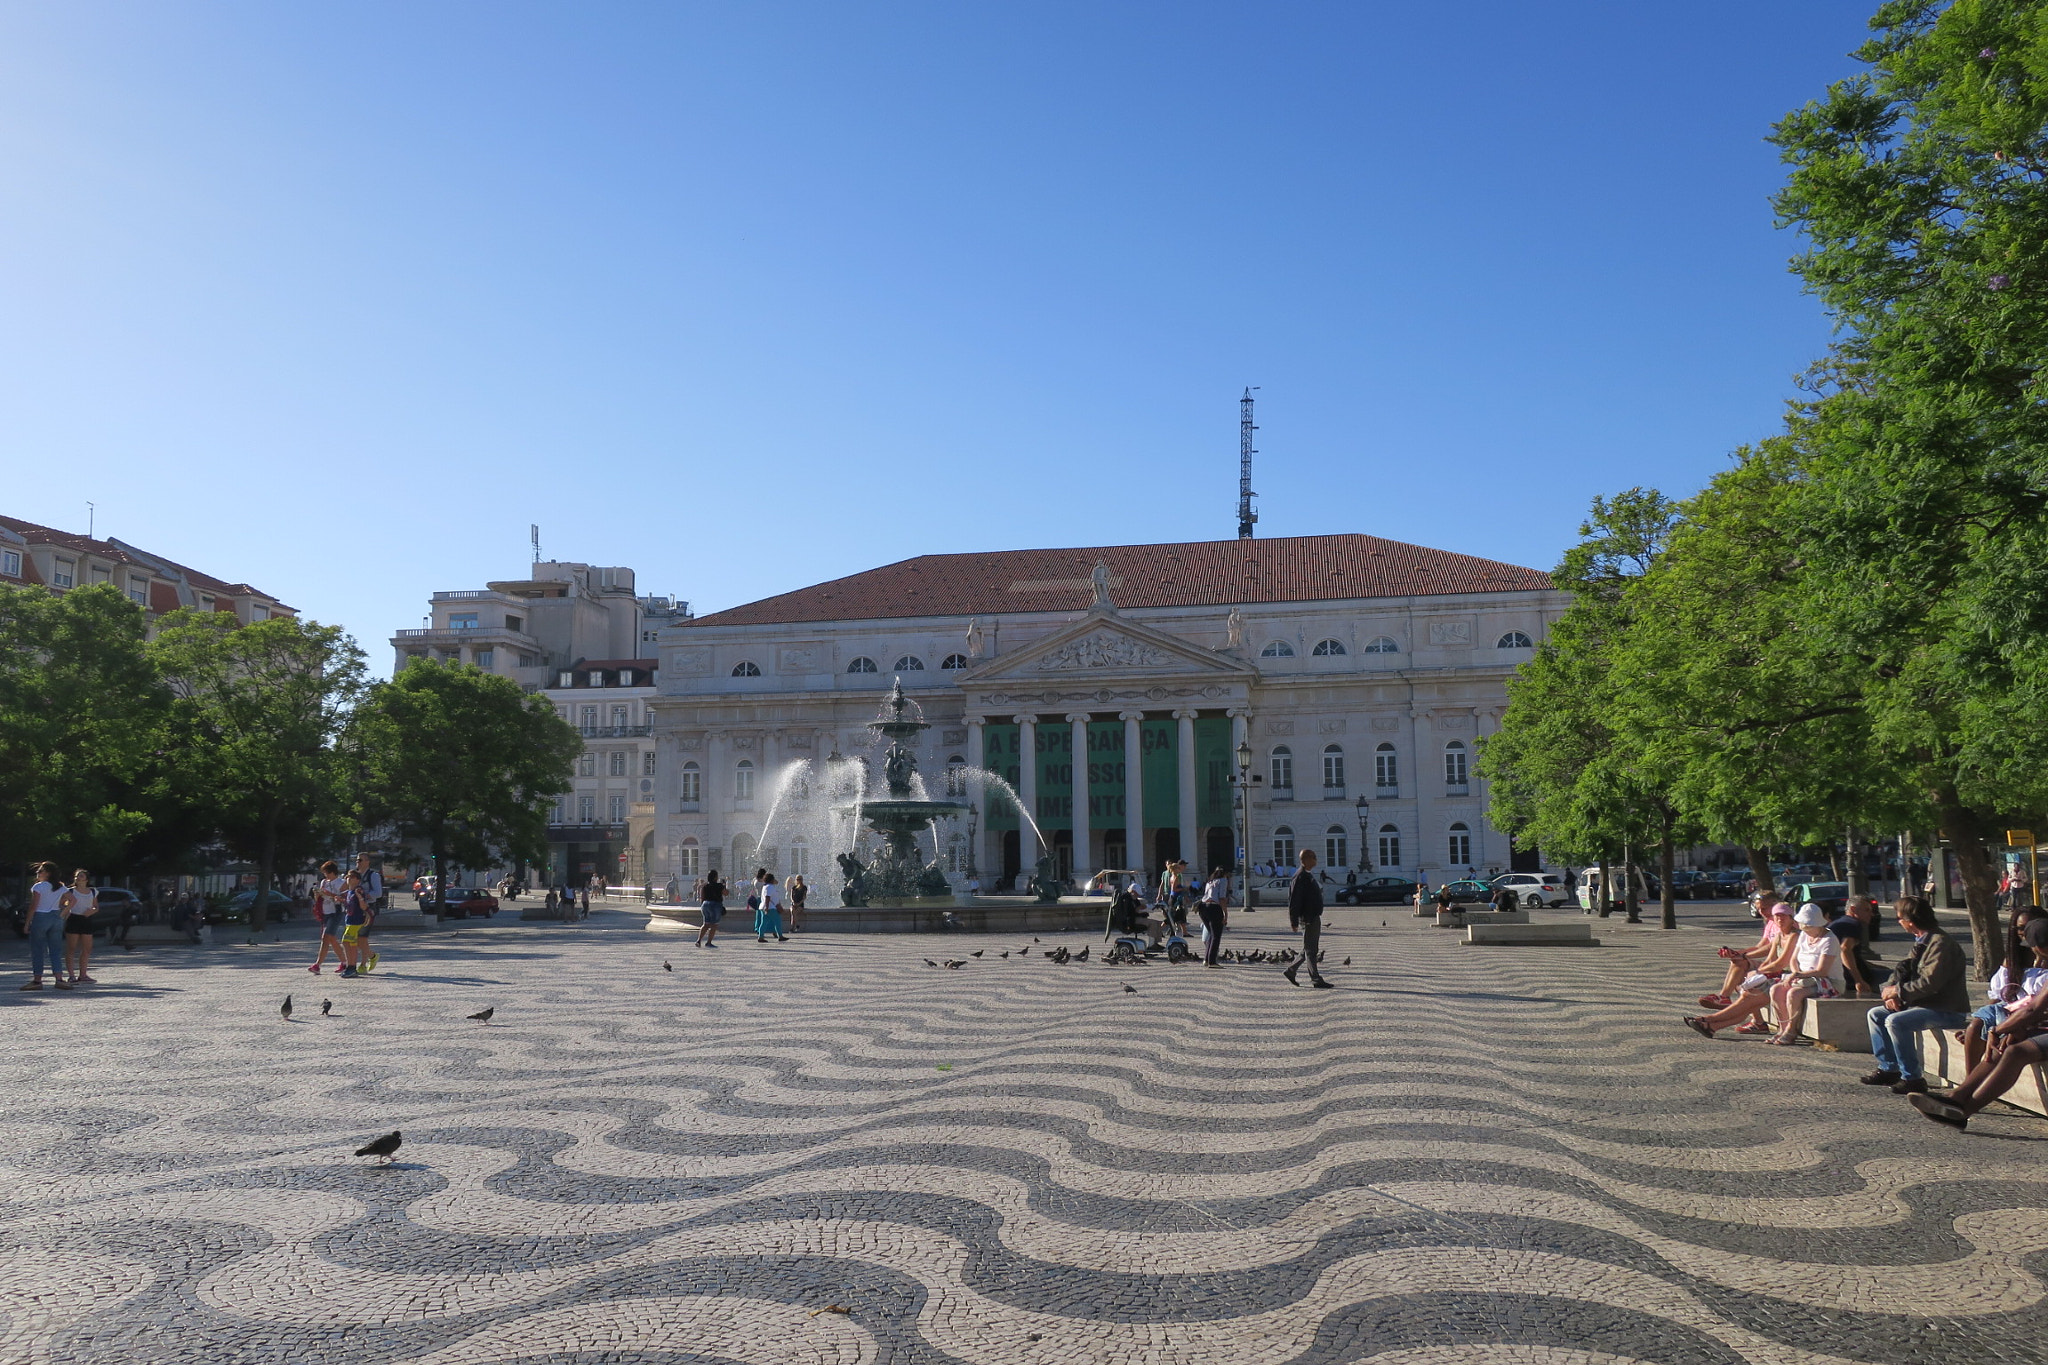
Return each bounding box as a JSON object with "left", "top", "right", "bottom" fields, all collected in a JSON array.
[
  {"left": 346, "top": 661, "right": 579, "bottom": 916},
  {"left": 150, "top": 612, "right": 366, "bottom": 933},
  {"left": 0, "top": 584, "right": 165, "bottom": 877}
]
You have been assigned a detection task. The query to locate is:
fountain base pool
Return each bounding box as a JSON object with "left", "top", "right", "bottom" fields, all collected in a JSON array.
[{"left": 647, "top": 895, "right": 1116, "bottom": 935}]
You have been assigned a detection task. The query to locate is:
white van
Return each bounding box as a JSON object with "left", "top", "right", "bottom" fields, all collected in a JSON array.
[
  {"left": 1575, "top": 867, "right": 1652, "bottom": 911},
  {"left": 1491, "top": 872, "right": 1571, "bottom": 908}
]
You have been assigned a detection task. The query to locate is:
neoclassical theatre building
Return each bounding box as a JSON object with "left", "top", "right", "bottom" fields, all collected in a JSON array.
[{"left": 649, "top": 534, "right": 1568, "bottom": 892}]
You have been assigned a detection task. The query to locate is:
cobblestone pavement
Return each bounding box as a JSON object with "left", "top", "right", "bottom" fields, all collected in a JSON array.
[{"left": 1, "top": 902, "right": 2044, "bottom": 1365}]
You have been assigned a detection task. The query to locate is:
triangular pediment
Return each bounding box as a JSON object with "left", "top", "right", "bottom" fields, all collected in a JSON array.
[{"left": 957, "top": 610, "right": 1252, "bottom": 684}]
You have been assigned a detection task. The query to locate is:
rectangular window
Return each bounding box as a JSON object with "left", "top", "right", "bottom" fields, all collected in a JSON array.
[
  {"left": 1271, "top": 830, "right": 1296, "bottom": 864},
  {"left": 643, "top": 751, "right": 657, "bottom": 776},
  {"left": 1376, "top": 751, "right": 1398, "bottom": 788},
  {"left": 475, "top": 648, "right": 494, "bottom": 668},
  {"left": 735, "top": 764, "right": 755, "bottom": 800},
  {"left": 91, "top": 564, "right": 111, "bottom": 583},
  {"left": 52, "top": 559, "right": 73, "bottom": 588},
  {"left": 612, "top": 706, "right": 629, "bottom": 731},
  {"left": 789, "top": 843, "right": 809, "bottom": 876},
  {"left": 577, "top": 794, "right": 596, "bottom": 822},
  {"left": 677, "top": 844, "right": 700, "bottom": 875},
  {"left": 580, "top": 705, "right": 598, "bottom": 733},
  {"left": 1323, "top": 753, "right": 1345, "bottom": 789},
  {"left": 1378, "top": 832, "right": 1401, "bottom": 869},
  {"left": 578, "top": 753, "right": 596, "bottom": 777},
  {"left": 1445, "top": 748, "right": 1468, "bottom": 786},
  {"left": 128, "top": 577, "right": 148, "bottom": 604},
  {"left": 449, "top": 612, "right": 478, "bottom": 629},
  {"left": 609, "top": 750, "right": 628, "bottom": 776},
  {"left": 1326, "top": 832, "right": 1348, "bottom": 868},
  {"left": 200, "top": 594, "right": 215, "bottom": 609},
  {"left": 0, "top": 550, "right": 18, "bottom": 577},
  {"left": 679, "top": 767, "right": 701, "bottom": 803},
  {"left": 506, "top": 615, "right": 522, "bottom": 632},
  {"left": 559, "top": 671, "right": 575, "bottom": 687},
  {"left": 251, "top": 605, "right": 269, "bottom": 621},
  {"left": 1271, "top": 752, "right": 1293, "bottom": 789},
  {"left": 1449, "top": 829, "right": 1472, "bottom": 865},
  {"left": 608, "top": 792, "right": 626, "bottom": 823},
  {"left": 551, "top": 798, "right": 567, "bottom": 824}
]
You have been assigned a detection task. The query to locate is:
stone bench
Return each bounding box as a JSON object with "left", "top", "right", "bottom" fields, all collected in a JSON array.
[
  {"left": 1922, "top": 1026, "right": 2048, "bottom": 1119},
  {"left": 1463, "top": 921, "right": 1599, "bottom": 947},
  {"left": 1799, "top": 995, "right": 1873, "bottom": 1053}
]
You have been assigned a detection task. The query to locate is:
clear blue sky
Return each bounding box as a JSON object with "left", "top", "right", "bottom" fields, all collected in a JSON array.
[{"left": 0, "top": 1, "right": 1874, "bottom": 666}]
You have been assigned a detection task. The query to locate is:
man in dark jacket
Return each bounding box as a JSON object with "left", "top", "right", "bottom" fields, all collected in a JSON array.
[
  {"left": 1284, "top": 849, "right": 1332, "bottom": 988},
  {"left": 1862, "top": 897, "right": 1971, "bottom": 1095}
]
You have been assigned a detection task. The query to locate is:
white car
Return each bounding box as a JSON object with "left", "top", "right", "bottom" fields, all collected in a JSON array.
[{"left": 1490, "top": 872, "right": 1571, "bottom": 908}]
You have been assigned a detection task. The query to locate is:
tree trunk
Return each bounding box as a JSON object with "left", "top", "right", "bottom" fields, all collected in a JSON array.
[
  {"left": 1622, "top": 840, "right": 1640, "bottom": 922},
  {"left": 1658, "top": 815, "right": 1677, "bottom": 930},
  {"left": 1596, "top": 856, "right": 1611, "bottom": 917},
  {"left": 1745, "top": 846, "right": 1774, "bottom": 901},
  {"left": 431, "top": 831, "right": 448, "bottom": 920},
  {"left": 1845, "top": 829, "right": 1869, "bottom": 900},
  {"left": 252, "top": 798, "right": 281, "bottom": 936},
  {"left": 1934, "top": 790, "right": 2002, "bottom": 980}
]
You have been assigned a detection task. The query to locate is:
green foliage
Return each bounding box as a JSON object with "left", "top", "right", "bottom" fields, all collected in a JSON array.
[
  {"left": 0, "top": 584, "right": 164, "bottom": 874},
  {"left": 346, "top": 661, "right": 579, "bottom": 913}
]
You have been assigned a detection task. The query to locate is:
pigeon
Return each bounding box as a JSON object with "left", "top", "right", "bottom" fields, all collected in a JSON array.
[
  {"left": 1123, "top": 983, "right": 1137, "bottom": 993},
  {"left": 971, "top": 950, "right": 984, "bottom": 958},
  {"left": 945, "top": 960, "right": 964, "bottom": 969},
  {"left": 663, "top": 960, "right": 672, "bottom": 972},
  {"left": 1001, "top": 952, "right": 1009, "bottom": 960},
  {"left": 1075, "top": 945, "right": 1089, "bottom": 962},
  {"left": 1033, "top": 937, "right": 1041, "bottom": 943},
  {"left": 280, "top": 994, "right": 292, "bottom": 1021},
  {"left": 1343, "top": 957, "right": 1352, "bottom": 966},
  {"left": 924, "top": 958, "right": 939, "bottom": 968},
  {"left": 468, "top": 1006, "right": 495, "bottom": 1024},
  {"left": 354, "top": 1130, "right": 403, "bottom": 1165},
  {"left": 321, "top": 998, "right": 333, "bottom": 1016}
]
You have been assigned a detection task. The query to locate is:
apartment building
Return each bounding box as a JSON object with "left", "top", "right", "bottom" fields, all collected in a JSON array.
[{"left": 0, "top": 514, "right": 292, "bottom": 627}]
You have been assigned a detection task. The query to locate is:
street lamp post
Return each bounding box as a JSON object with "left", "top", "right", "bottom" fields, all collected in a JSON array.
[
  {"left": 1234, "top": 739, "right": 1254, "bottom": 903},
  {"left": 1355, "top": 794, "right": 1372, "bottom": 875}
]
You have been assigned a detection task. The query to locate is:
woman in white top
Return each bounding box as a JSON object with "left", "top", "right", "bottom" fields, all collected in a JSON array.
[
  {"left": 755, "top": 872, "right": 785, "bottom": 942},
  {"left": 60, "top": 868, "right": 101, "bottom": 986},
  {"left": 1764, "top": 905, "right": 1845, "bottom": 1045},
  {"left": 19, "top": 860, "right": 69, "bottom": 990}
]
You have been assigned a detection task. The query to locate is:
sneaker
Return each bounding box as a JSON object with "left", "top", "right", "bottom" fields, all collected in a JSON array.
[
  {"left": 776, "top": 936, "right": 788, "bottom": 942},
  {"left": 1282, "top": 965, "right": 1300, "bottom": 986},
  {"left": 1891, "top": 1076, "right": 1928, "bottom": 1096},
  {"left": 1697, "top": 994, "right": 1729, "bottom": 1009},
  {"left": 1310, "top": 979, "right": 1334, "bottom": 989},
  {"left": 19, "top": 979, "right": 41, "bottom": 991},
  {"left": 366, "top": 954, "right": 379, "bottom": 973},
  {"left": 308, "top": 964, "right": 322, "bottom": 974},
  {"left": 1736, "top": 1020, "right": 1771, "bottom": 1035},
  {"left": 1859, "top": 1069, "right": 1904, "bottom": 1086},
  {"left": 74, "top": 974, "right": 96, "bottom": 985},
  {"left": 757, "top": 936, "right": 766, "bottom": 943},
  {"left": 1908, "top": 1092, "right": 1968, "bottom": 1129},
  {"left": 54, "top": 979, "right": 72, "bottom": 990},
  {"left": 339, "top": 967, "right": 357, "bottom": 978}
]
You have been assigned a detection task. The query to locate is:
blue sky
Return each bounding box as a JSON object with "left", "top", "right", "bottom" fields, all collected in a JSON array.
[{"left": 0, "top": 1, "right": 1874, "bottom": 665}]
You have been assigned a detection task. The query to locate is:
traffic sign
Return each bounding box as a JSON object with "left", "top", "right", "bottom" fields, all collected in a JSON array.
[{"left": 2009, "top": 829, "right": 2036, "bottom": 848}]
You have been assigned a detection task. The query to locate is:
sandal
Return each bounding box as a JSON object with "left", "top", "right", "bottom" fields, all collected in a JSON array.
[{"left": 1682, "top": 1017, "right": 1715, "bottom": 1038}]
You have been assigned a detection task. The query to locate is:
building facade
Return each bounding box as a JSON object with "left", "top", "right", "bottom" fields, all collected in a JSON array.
[
  {"left": 1, "top": 514, "right": 291, "bottom": 626},
  {"left": 541, "top": 658, "right": 660, "bottom": 887},
  {"left": 649, "top": 534, "right": 1569, "bottom": 897}
]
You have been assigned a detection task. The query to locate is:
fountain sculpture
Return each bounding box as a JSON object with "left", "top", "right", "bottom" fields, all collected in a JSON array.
[{"left": 832, "top": 680, "right": 968, "bottom": 907}]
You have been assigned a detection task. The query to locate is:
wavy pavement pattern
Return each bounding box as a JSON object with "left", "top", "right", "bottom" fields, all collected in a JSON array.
[{"left": 0, "top": 914, "right": 2045, "bottom": 1364}]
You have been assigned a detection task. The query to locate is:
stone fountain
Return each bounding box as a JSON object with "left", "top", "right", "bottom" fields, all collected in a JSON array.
[{"left": 832, "top": 679, "right": 968, "bottom": 907}]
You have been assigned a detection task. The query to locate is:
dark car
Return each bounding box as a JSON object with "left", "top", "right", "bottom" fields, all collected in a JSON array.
[
  {"left": 1712, "top": 868, "right": 1750, "bottom": 896},
  {"left": 441, "top": 886, "right": 499, "bottom": 918},
  {"left": 217, "top": 889, "right": 295, "bottom": 923},
  {"left": 1667, "top": 870, "right": 1716, "bottom": 901},
  {"left": 1334, "top": 876, "right": 1422, "bottom": 905},
  {"left": 1791, "top": 881, "right": 1851, "bottom": 916},
  {"left": 1436, "top": 879, "right": 1496, "bottom": 905}
]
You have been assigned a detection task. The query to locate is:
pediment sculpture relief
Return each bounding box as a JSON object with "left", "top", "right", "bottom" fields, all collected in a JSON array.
[{"left": 1034, "top": 632, "right": 1167, "bottom": 671}]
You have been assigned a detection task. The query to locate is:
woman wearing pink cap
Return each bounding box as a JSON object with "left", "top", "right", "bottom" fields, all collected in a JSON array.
[
  {"left": 1684, "top": 904, "right": 1800, "bottom": 1038},
  {"left": 1698, "top": 899, "right": 1797, "bottom": 1011}
]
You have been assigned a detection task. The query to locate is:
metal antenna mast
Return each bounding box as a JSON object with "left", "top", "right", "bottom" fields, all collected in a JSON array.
[{"left": 1236, "top": 387, "right": 1259, "bottom": 539}]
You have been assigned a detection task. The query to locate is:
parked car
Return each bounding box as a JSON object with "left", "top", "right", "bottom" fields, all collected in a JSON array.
[
  {"left": 217, "top": 889, "right": 295, "bottom": 923},
  {"left": 1790, "top": 881, "right": 1851, "bottom": 916},
  {"left": 1488, "top": 872, "right": 1570, "bottom": 908},
  {"left": 1665, "top": 869, "right": 1718, "bottom": 900},
  {"left": 441, "top": 886, "right": 499, "bottom": 918},
  {"left": 1435, "top": 879, "right": 1496, "bottom": 905},
  {"left": 1712, "top": 868, "right": 1751, "bottom": 896},
  {"left": 1333, "top": 876, "right": 1422, "bottom": 906}
]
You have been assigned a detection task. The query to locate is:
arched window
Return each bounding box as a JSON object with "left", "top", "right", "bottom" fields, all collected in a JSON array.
[
  {"left": 731, "top": 661, "right": 761, "bottom": 677},
  {"left": 1448, "top": 822, "right": 1472, "bottom": 866},
  {"left": 1375, "top": 743, "right": 1397, "bottom": 789},
  {"left": 1322, "top": 744, "right": 1345, "bottom": 789},
  {"left": 1363, "top": 636, "right": 1400, "bottom": 654},
  {"left": 847, "top": 656, "right": 878, "bottom": 673},
  {"left": 788, "top": 837, "right": 808, "bottom": 877},
  {"left": 677, "top": 837, "right": 700, "bottom": 876},
  {"left": 735, "top": 759, "right": 755, "bottom": 800},
  {"left": 1324, "top": 825, "right": 1348, "bottom": 868},
  {"left": 940, "top": 653, "right": 969, "bottom": 670},
  {"left": 679, "top": 761, "right": 700, "bottom": 804},
  {"left": 731, "top": 831, "right": 757, "bottom": 870},
  {"left": 1312, "top": 638, "right": 1347, "bottom": 656},
  {"left": 895, "top": 655, "right": 925, "bottom": 671},
  {"left": 1260, "top": 640, "right": 1296, "bottom": 657},
  {"left": 946, "top": 755, "right": 966, "bottom": 796},
  {"left": 1377, "top": 824, "right": 1401, "bottom": 869},
  {"left": 1272, "top": 825, "right": 1296, "bottom": 865},
  {"left": 1497, "top": 631, "right": 1534, "bottom": 649},
  {"left": 1444, "top": 740, "right": 1468, "bottom": 787},
  {"left": 1270, "top": 746, "right": 1294, "bottom": 789}
]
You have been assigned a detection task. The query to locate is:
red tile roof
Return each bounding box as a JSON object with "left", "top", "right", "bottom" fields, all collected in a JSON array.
[
  {"left": 692, "top": 534, "right": 1551, "bottom": 627},
  {"left": 0, "top": 514, "right": 292, "bottom": 612}
]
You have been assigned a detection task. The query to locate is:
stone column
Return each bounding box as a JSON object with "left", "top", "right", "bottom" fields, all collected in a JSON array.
[
  {"left": 1067, "top": 713, "right": 1092, "bottom": 882},
  {"left": 1174, "top": 709, "right": 1199, "bottom": 874},
  {"left": 1409, "top": 709, "right": 1432, "bottom": 885},
  {"left": 705, "top": 730, "right": 727, "bottom": 874},
  {"left": 1014, "top": 714, "right": 1039, "bottom": 869},
  {"left": 1119, "top": 710, "right": 1146, "bottom": 876},
  {"left": 965, "top": 717, "right": 987, "bottom": 877}
]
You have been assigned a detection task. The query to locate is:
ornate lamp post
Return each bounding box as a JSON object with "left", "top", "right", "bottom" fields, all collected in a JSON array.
[
  {"left": 1355, "top": 794, "right": 1372, "bottom": 874},
  {"left": 1233, "top": 739, "right": 1254, "bottom": 898}
]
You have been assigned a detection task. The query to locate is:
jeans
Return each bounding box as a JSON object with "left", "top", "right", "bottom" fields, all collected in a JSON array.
[
  {"left": 26, "top": 913, "right": 63, "bottom": 976},
  {"left": 1290, "top": 917, "right": 1325, "bottom": 979},
  {"left": 1867, "top": 1004, "right": 1970, "bottom": 1077},
  {"left": 1197, "top": 905, "right": 1225, "bottom": 965}
]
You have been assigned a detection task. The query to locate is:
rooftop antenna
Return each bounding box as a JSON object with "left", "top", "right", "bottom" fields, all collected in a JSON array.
[
  {"left": 531, "top": 523, "right": 541, "bottom": 564},
  {"left": 87, "top": 501, "right": 96, "bottom": 540},
  {"left": 1237, "top": 388, "right": 1259, "bottom": 539}
]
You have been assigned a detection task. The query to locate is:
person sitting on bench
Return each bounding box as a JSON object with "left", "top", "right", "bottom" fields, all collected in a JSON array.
[
  {"left": 1911, "top": 937, "right": 2048, "bottom": 1132},
  {"left": 1861, "top": 897, "right": 1970, "bottom": 1097},
  {"left": 1699, "top": 900, "right": 1794, "bottom": 1009}
]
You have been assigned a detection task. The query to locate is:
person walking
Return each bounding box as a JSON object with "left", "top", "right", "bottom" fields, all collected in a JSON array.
[
  {"left": 1284, "top": 848, "right": 1333, "bottom": 988},
  {"left": 336, "top": 871, "right": 374, "bottom": 977},
  {"left": 308, "top": 860, "right": 346, "bottom": 973},
  {"left": 20, "top": 861, "right": 68, "bottom": 990},
  {"left": 1196, "top": 865, "right": 1230, "bottom": 968},
  {"left": 696, "top": 869, "right": 726, "bottom": 947},
  {"left": 755, "top": 871, "right": 787, "bottom": 942},
  {"left": 352, "top": 853, "right": 383, "bottom": 974},
  {"left": 60, "top": 868, "right": 101, "bottom": 985},
  {"left": 786, "top": 874, "right": 808, "bottom": 933}
]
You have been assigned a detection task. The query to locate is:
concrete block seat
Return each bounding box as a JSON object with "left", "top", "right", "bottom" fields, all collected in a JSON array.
[
  {"left": 1799, "top": 995, "right": 1874, "bottom": 1053},
  {"left": 1464, "top": 921, "right": 1598, "bottom": 947},
  {"left": 1923, "top": 1026, "right": 2048, "bottom": 1119}
]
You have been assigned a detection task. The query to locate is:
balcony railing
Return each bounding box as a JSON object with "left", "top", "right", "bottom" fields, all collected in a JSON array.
[
  {"left": 1322, "top": 784, "right": 1347, "bottom": 799},
  {"left": 580, "top": 725, "right": 652, "bottom": 738},
  {"left": 1445, "top": 783, "right": 1470, "bottom": 797},
  {"left": 433, "top": 590, "right": 500, "bottom": 600},
  {"left": 1375, "top": 783, "right": 1399, "bottom": 798},
  {"left": 546, "top": 822, "right": 627, "bottom": 840}
]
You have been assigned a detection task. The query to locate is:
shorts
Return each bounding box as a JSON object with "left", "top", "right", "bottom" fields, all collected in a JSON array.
[
  {"left": 700, "top": 901, "right": 725, "bottom": 924},
  {"left": 64, "top": 916, "right": 97, "bottom": 936},
  {"left": 1740, "top": 971, "right": 1784, "bottom": 994},
  {"left": 342, "top": 923, "right": 367, "bottom": 943},
  {"left": 1783, "top": 976, "right": 1839, "bottom": 1000},
  {"left": 323, "top": 913, "right": 346, "bottom": 938}
]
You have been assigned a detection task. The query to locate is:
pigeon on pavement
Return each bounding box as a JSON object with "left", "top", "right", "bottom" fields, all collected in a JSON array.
[
  {"left": 355, "top": 1131, "right": 403, "bottom": 1165},
  {"left": 1123, "top": 984, "right": 1137, "bottom": 993},
  {"left": 924, "top": 959, "right": 939, "bottom": 968},
  {"left": 280, "top": 995, "right": 292, "bottom": 1022},
  {"left": 467, "top": 1006, "right": 495, "bottom": 1024},
  {"left": 663, "top": 960, "right": 672, "bottom": 972},
  {"left": 321, "top": 998, "right": 333, "bottom": 1016},
  {"left": 971, "top": 950, "right": 984, "bottom": 958}
]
